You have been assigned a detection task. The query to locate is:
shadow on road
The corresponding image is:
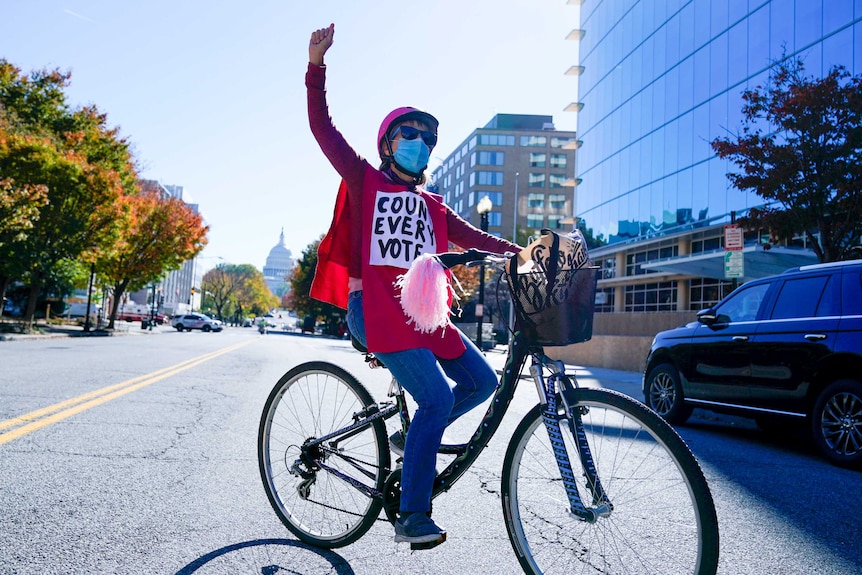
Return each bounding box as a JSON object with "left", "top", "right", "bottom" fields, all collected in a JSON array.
[
  {"left": 677, "top": 411, "right": 862, "bottom": 573},
  {"left": 175, "top": 538, "right": 355, "bottom": 575}
]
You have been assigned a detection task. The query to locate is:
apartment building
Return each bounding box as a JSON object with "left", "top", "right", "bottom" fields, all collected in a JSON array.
[{"left": 430, "top": 114, "right": 579, "bottom": 240}]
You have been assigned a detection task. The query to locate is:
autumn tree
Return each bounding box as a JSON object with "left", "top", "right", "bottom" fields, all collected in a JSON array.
[
  {"left": 0, "top": 61, "right": 136, "bottom": 326},
  {"left": 711, "top": 58, "right": 862, "bottom": 262},
  {"left": 99, "top": 182, "right": 208, "bottom": 328}
]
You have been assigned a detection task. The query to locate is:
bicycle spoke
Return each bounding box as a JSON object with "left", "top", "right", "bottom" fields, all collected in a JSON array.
[
  {"left": 258, "top": 363, "right": 389, "bottom": 548},
  {"left": 502, "top": 389, "right": 718, "bottom": 575}
]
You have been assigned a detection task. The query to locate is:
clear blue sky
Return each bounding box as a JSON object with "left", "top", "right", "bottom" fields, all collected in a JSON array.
[{"left": 0, "top": 0, "right": 579, "bottom": 270}]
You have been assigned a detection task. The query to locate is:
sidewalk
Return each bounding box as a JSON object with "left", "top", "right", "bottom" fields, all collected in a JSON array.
[
  {"left": 482, "top": 346, "right": 643, "bottom": 398},
  {"left": 0, "top": 321, "right": 154, "bottom": 342}
]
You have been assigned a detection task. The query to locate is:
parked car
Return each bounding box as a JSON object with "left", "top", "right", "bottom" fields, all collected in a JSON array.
[
  {"left": 170, "top": 313, "right": 223, "bottom": 333},
  {"left": 643, "top": 258, "right": 862, "bottom": 468}
]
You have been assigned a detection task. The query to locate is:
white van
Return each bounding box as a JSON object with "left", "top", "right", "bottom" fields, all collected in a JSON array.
[{"left": 66, "top": 302, "right": 100, "bottom": 318}]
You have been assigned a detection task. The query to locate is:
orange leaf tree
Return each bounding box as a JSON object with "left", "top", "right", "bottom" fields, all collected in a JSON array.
[
  {"left": 0, "top": 61, "right": 135, "bottom": 326},
  {"left": 99, "top": 183, "right": 209, "bottom": 328}
]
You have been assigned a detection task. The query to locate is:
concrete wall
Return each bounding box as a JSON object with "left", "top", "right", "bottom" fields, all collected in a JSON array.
[
  {"left": 544, "top": 311, "right": 697, "bottom": 373},
  {"left": 546, "top": 335, "right": 654, "bottom": 373}
]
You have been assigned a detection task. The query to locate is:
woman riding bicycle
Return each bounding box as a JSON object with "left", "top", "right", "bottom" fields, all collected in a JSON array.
[{"left": 307, "top": 23, "right": 520, "bottom": 546}]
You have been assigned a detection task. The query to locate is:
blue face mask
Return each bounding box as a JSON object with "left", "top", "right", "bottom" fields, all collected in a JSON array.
[{"left": 393, "top": 138, "right": 431, "bottom": 175}]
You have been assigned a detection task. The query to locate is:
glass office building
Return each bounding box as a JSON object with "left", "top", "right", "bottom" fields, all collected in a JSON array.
[{"left": 574, "top": 0, "right": 862, "bottom": 313}]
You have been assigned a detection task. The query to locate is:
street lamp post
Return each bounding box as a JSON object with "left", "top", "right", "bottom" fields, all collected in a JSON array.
[
  {"left": 509, "top": 173, "right": 520, "bottom": 345},
  {"left": 476, "top": 195, "right": 493, "bottom": 351}
]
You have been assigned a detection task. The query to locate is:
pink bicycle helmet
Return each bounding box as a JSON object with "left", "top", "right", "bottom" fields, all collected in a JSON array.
[{"left": 377, "top": 106, "right": 439, "bottom": 158}]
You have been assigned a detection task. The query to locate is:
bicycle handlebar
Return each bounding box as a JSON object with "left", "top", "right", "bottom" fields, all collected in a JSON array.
[{"left": 435, "top": 249, "right": 511, "bottom": 270}]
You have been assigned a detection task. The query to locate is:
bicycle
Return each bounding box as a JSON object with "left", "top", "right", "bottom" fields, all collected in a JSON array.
[{"left": 258, "top": 242, "right": 720, "bottom": 575}]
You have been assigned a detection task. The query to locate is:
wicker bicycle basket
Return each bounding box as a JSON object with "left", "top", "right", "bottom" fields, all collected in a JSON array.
[{"left": 506, "top": 265, "right": 598, "bottom": 347}]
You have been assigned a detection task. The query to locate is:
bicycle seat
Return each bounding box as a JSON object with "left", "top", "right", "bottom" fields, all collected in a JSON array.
[
  {"left": 351, "top": 335, "right": 387, "bottom": 369},
  {"left": 350, "top": 335, "right": 368, "bottom": 354}
]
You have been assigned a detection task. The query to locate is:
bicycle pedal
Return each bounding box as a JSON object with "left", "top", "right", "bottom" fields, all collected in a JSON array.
[{"left": 410, "top": 533, "right": 447, "bottom": 551}]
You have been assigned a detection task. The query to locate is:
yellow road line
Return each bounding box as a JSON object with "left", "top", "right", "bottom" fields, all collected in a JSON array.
[{"left": 0, "top": 339, "right": 254, "bottom": 446}]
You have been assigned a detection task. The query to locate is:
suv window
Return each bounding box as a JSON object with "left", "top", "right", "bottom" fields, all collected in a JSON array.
[
  {"left": 844, "top": 270, "right": 862, "bottom": 315},
  {"left": 715, "top": 283, "right": 770, "bottom": 323},
  {"left": 815, "top": 275, "right": 840, "bottom": 317},
  {"left": 770, "top": 275, "right": 829, "bottom": 320}
]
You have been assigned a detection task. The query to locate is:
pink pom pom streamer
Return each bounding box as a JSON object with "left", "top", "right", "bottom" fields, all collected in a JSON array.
[{"left": 395, "top": 253, "right": 458, "bottom": 335}]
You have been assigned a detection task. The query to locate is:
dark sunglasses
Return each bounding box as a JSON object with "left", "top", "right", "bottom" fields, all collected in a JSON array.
[{"left": 393, "top": 125, "right": 437, "bottom": 147}]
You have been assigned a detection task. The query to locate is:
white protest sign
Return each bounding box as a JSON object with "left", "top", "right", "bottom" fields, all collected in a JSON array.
[{"left": 370, "top": 191, "right": 437, "bottom": 269}]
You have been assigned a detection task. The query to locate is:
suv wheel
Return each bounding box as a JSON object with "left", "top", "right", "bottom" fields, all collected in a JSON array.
[
  {"left": 645, "top": 363, "right": 693, "bottom": 424},
  {"left": 202, "top": 325, "right": 211, "bottom": 332},
  {"left": 175, "top": 324, "right": 184, "bottom": 332},
  {"left": 812, "top": 379, "right": 862, "bottom": 469}
]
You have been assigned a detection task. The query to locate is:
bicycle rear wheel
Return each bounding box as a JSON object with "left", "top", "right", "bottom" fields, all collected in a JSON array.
[
  {"left": 501, "top": 388, "right": 719, "bottom": 575},
  {"left": 258, "top": 361, "right": 389, "bottom": 548}
]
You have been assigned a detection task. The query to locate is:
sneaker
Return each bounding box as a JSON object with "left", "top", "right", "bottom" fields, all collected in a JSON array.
[
  {"left": 389, "top": 430, "right": 405, "bottom": 457},
  {"left": 394, "top": 512, "right": 447, "bottom": 544}
]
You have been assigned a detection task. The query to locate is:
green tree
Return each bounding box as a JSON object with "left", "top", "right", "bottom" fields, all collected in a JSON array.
[
  {"left": 289, "top": 237, "right": 345, "bottom": 332},
  {"left": 220, "top": 264, "right": 279, "bottom": 320},
  {"left": 711, "top": 57, "right": 862, "bottom": 262}
]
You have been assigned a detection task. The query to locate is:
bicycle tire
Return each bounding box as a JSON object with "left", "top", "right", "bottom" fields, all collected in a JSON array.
[
  {"left": 258, "top": 361, "right": 390, "bottom": 548},
  {"left": 501, "top": 388, "right": 719, "bottom": 575}
]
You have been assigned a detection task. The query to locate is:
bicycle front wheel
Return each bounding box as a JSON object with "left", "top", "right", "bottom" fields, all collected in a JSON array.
[
  {"left": 501, "top": 388, "right": 719, "bottom": 575},
  {"left": 258, "top": 361, "right": 390, "bottom": 548}
]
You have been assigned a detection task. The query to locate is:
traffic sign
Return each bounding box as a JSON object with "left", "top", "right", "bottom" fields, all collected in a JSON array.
[
  {"left": 724, "top": 224, "right": 743, "bottom": 250},
  {"left": 724, "top": 250, "right": 744, "bottom": 278}
]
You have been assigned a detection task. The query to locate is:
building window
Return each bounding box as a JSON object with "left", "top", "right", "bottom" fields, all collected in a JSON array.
[
  {"left": 691, "top": 232, "right": 722, "bottom": 253},
  {"left": 550, "top": 154, "right": 567, "bottom": 169},
  {"left": 477, "top": 151, "right": 505, "bottom": 165},
  {"left": 595, "top": 287, "right": 615, "bottom": 313},
  {"left": 528, "top": 173, "right": 546, "bottom": 187},
  {"left": 469, "top": 136, "right": 477, "bottom": 149},
  {"left": 488, "top": 212, "right": 502, "bottom": 226},
  {"left": 479, "top": 191, "right": 503, "bottom": 206},
  {"left": 550, "top": 136, "right": 576, "bottom": 148},
  {"left": 548, "top": 214, "right": 564, "bottom": 229},
  {"left": 479, "top": 134, "right": 515, "bottom": 146},
  {"left": 626, "top": 242, "right": 679, "bottom": 276},
  {"left": 689, "top": 278, "right": 735, "bottom": 311},
  {"left": 599, "top": 256, "right": 616, "bottom": 279},
  {"left": 520, "top": 135, "right": 547, "bottom": 147},
  {"left": 548, "top": 193, "right": 566, "bottom": 209},
  {"left": 549, "top": 174, "right": 568, "bottom": 188},
  {"left": 528, "top": 193, "right": 544, "bottom": 208},
  {"left": 625, "top": 282, "right": 678, "bottom": 312},
  {"left": 471, "top": 171, "right": 504, "bottom": 186},
  {"left": 529, "top": 153, "right": 547, "bottom": 167},
  {"left": 527, "top": 214, "right": 544, "bottom": 228}
]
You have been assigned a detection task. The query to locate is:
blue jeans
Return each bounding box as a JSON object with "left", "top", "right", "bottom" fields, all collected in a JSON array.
[{"left": 347, "top": 291, "right": 498, "bottom": 513}]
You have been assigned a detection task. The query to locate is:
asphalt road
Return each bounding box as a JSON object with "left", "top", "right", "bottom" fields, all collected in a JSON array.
[{"left": 1, "top": 327, "right": 860, "bottom": 574}]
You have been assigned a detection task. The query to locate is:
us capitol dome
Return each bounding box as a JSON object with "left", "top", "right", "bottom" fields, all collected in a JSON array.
[{"left": 263, "top": 229, "right": 295, "bottom": 296}]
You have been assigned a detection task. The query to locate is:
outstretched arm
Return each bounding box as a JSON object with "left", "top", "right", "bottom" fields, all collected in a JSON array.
[
  {"left": 309, "top": 23, "right": 334, "bottom": 66},
  {"left": 306, "top": 23, "right": 364, "bottom": 184}
]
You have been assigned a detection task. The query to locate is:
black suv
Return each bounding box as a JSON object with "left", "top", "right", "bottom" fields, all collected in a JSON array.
[{"left": 643, "top": 259, "right": 862, "bottom": 468}]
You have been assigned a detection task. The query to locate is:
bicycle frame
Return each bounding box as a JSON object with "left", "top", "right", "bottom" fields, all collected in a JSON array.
[{"left": 296, "top": 327, "right": 611, "bottom": 525}]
